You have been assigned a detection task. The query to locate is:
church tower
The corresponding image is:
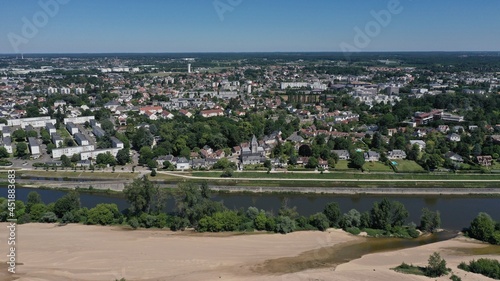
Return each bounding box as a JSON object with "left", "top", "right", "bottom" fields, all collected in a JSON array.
[{"left": 251, "top": 135, "right": 258, "bottom": 154}]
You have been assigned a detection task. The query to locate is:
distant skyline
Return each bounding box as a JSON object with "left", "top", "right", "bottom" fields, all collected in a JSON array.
[{"left": 1, "top": 0, "right": 499, "bottom": 54}]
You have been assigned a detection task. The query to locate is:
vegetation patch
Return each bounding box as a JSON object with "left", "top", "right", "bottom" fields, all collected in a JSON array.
[{"left": 458, "top": 258, "right": 500, "bottom": 280}]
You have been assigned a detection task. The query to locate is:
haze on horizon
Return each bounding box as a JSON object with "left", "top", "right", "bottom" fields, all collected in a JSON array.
[{"left": 1, "top": 0, "right": 499, "bottom": 54}]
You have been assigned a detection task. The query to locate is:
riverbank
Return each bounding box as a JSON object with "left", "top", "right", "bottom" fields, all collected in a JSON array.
[
  {"left": 0, "top": 223, "right": 498, "bottom": 281},
  {"left": 7, "top": 169, "right": 500, "bottom": 192}
]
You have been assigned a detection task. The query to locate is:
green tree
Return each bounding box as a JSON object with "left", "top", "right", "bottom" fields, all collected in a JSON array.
[
  {"left": 116, "top": 148, "right": 131, "bottom": 165},
  {"left": 309, "top": 212, "right": 330, "bottom": 231},
  {"left": 15, "top": 142, "right": 28, "bottom": 157},
  {"left": 60, "top": 155, "right": 72, "bottom": 167},
  {"left": 213, "top": 158, "right": 236, "bottom": 170},
  {"left": 419, "top": 208, "right": 441, "bottom": 233},
  {"left": 26, "top": 191, "right": 43, "bottom": 213},
  {"left": 275, "top": 216, "right": 296, "bottom": 234},
  {"left": 370, "top": 198, "right": 409, "bottom": 230},
  {"left": 350, "top": 152, "right": 365, "bottom": 170},
  {"left": 306, "top": 156, "right": 319, "bottom": 169},
  {"left": 340, "top": 209, "right": 361, "bottom": 229},
  {"left": 0, "top": 147, "right": 9, "bottom": 158},
  {"left": 132, "top": 127, "right": 153, "bottom": 150},
  {"left": 29, "top": 203, "right": 47, "bottom": 221},
  {"left": 123, "top": 176, "right": 165, "bottom": 215},
  {"left": 53, "top": 191, "right": 81, "bottom": 218},
  {"left": 323, "top": 202, "right": 341, "bottom": 227},
  {"left": 87, "top": 204, "right": 121, "bottom": 225},
  {"left": 468, "top": 212, "right": 495, "bottom": 242},
  {"left": 12, "top": 129, "right": 26, "bottom": 142},
  {"left": 174, "top": 182, "right": 225, "bottom": 226},
  {"left": 425, "top": 252, "right": 448, "bottom": 277},
  {"left": 96, "top": 152, "right": 116, "bottom": 166}
]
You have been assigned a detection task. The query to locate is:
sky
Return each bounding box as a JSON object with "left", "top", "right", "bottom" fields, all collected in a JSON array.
[{"left": 0, "top": 0, "right": 499, "bottom": 54}]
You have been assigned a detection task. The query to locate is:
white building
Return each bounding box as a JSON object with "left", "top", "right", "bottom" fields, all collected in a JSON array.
[
  {"left": 80, "top": 148, "right": 120, "bottom": 161},
  {"left": 110, "top": 137, "right": 124, "bottom": 149},
  {"left": 66, "top": 122, "right": 79, "bottom": 135},
  {"left": 7, "top": 116, "right": 56, "bottom": 128},
  {"left": 280, "top": 82, "right": 309, "bottom": 90},
  {"left": 52, "top": 145, "right": 95, "bottom": 159},
  {"left": 47, "top": 87, "right": 58, "bottom": 94},
  {"left": 60, "top": 87, "right": 71, "bottom": 94},
  {"left": 92, "top": 126, "right": 106, "bottom": 138},
  {"left": 74, "top": 133, "right": 90, "bottom": 146},
  {"left": 46, "top": 123, "right": 57, "bottom": 135},
  {"left": 2, "top": 126, "right": 11, "bottom": 138},
  {"left": 2, "top": 137, "right": 12, "bottom": 154},
  {"left": 28, "top": 137, "right": 40, "bottom": 155},
  {"left": 64, "top": 116, "right": 95, "bottom": 125},
  {"left": 75, "top": 88, "right": 85, "bottom": 94},
  {"left": 52, "top": 133, "right": 64, "bottom": 148}
]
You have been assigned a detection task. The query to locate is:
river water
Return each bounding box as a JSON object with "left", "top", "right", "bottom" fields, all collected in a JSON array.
[{"left": 2, "top": 187, "right": 499, "bottom": 231}]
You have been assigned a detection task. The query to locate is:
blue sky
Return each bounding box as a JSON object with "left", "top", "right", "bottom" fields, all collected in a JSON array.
[{"left": 1, "top": 0, "right": 499, "bottom": 53}]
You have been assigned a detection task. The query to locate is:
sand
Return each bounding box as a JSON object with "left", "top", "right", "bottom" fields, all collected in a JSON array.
[{"left": 0, "top": 223, "right": 498, "bottom": 281}]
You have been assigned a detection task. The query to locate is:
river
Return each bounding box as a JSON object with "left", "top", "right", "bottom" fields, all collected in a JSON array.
[{"left": 2, "top": 187, "right": 499, "bottom": 231}]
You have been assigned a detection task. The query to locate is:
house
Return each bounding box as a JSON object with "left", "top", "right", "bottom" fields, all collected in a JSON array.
[
  {"left": 200, "top": 109, "right": 224, "bottom": 118},
  {"left": 161, "top": 111, "right": 174, "bottom": 120},
  {"left": 388, "top": 150, "right": 407, "bottom": 160},
  {"left": 286, "top": 132, "right": 304, "bottom": 143},
  {"left": 52, "top": 133, "right": 63, "bottom": 148},
  {"left": 66, "top": 122, "right": 79, "bottom": 135},
  {"left": 190, "top": 159, "right": 207, "bottom": 169},
  {"left": 110, "top": 137, "right": 124, "bottom": 149},
  {"left": 2, "top": 126, "right": 11, "bottom": 138},
  {"left": 104, "top": 100, "right": 121, "bottom": 112},
  {"left": 333, "top": 150, "right": 350, "bottom": 160},
  {"left": 92, "top": 126, "right": 106, "bottom": 138},
  {"left": 477, "top": 155, "right": 493, "bottom": 166},
  {"left": 444, "top": 152, "right": 464, "bottom": 163},
  {"left": 2, "top": 137, "right": 12, "bottom": 154},
  {"left": 140, "top": 106, "right": 163, "bottom": 115},
  {"left": 364, "top": 151, "right": 380, "bottom": 162},
  {"left": 240, "top": 135, "right": 266, "bottom": 165},
  {"left": 28, "top": 137, "right": 40, "bottom": 155},
  {"left": 45, "top": 122, "right": 56, "bottom": 135},
  {"left": 318, "top": 159, "right": 329, "bottom": 170},
  {"left": 176, "top": 157, "right": 191, "bottom": 170},
  {"left": 447, "top": 133, "right": 461, "bottom": 142},
  {"left": 437, "top": 125, "right": 449, "bottom": 133},
  {"left": 74, "top": 133, "right": 90, "bottom": 146},
  {"left": 179, "top": 109, "right": 193, "bottom": 118},
  {"left": 156, "top": 155, "right": 176, "bottom": 168},
  {"left": 410, "top": 140, "right": 426, "bottom": 151}
]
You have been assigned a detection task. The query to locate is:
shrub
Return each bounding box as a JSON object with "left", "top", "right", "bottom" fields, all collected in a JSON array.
[
  {"left": 458, "top": 258, "right": 500, "bottom": 280},
  {"left": 275, "top": 216, "right": 296, "bottom": 234},
  {"left": 450, "top": 274, "right": 462, "bottom": 281},
  {"left": 128, "top": 217, "right": 140, "bottom": 229},
  {"left": 426, "top": 252, "right": 449, "bottom": 278},
  {"left": 40, "top": 211, "right": 58, "bottom": 223},
  {"left": 346, "top": 227, "right": 361, "bottom": 235}
]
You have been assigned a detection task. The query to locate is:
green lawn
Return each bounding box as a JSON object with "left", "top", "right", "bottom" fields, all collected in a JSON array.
[
  {"left": 363, "top": 161, "right": 393, "bottom": 172},
  {"left": 393, "top": 160, "right": 425, "bottom": 172},
  {"left": 333, "top": 160, "right": 352, "bottom": 171}
]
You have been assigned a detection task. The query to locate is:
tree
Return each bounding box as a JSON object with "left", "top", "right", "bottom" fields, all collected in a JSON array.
[
  {"left": 26, "top": 191, "right": 43, "bottom": 213},
  {"left": 420, "top": 208, "right": 441, "bottom": 233},
  {"left": 323, "top": 202, "right": 341, "bottom": 227},
  {"left": 53, "top": 191, "right": 81, "bottom": 217},
  {"left": 96, "top": 152, "right": 116, "bottom": 166},
  {"left": 123, "top": 176, "right": 163, "bottom": 215},
  {"left": 116, "top": 148, "right": 131, "bottom": 165},
  {"left": 26, "top": 130, "right": 38, "bottom": 138},
  {"left": 426, "top": 252, "right": 448, "bottom": 277},
  {"left": 15, "top": 142, "right": 28, "bottom": 157},
  {"left": 132, "top": 127, "right": 153, "bottom": 150},
  {"left": 309, "top": 212, "right": 330, "bottom": 231},
  {"left": 71, "top": 153, "right": 81, "bottom": 163},
  {"left": 371, "top": 132, "right": 382, "bottom": 149},
  {"left": 29, "top": 203, "right": 48, "bottom": 222},
  {"left": 350, "top": 152, "right": 365, "bottom": 170},
  {"left": 275, "top": 216, "right": 296, "bottom": 234},
  {"left": 138, "top": 146, "right": 153, "bottom": 166},
  {"left": 298, "top": 145, "right": 312, "bottom": 157},
  {"left": 174, "top": 182, "right": 225, "bottom": 226},
  {"left": 213, "top": 158, "right": 236, "bottom": 170},
  {"left": 0, "top": 147, "right": 9, "bottom": 158},
  {"left": 12, "top": 129, "right": 26, "bottom": 142},
  {"left": 87, "top": 204, "right": 121, "bottom": 225},
  {"left": 60, "top": 155, "right": 72, "bottom": 167},
  {"left": 370, "top": 198, "right": 409, "bottom": 230},
  {"left": 306, "top": 156, "right": 319, "bottom": 169},
  {"left": 340, "top": 209, "right": 361, "bottom": 229},
  {"left": 468, "top": 212, "right": 495, "bottom": 242}
]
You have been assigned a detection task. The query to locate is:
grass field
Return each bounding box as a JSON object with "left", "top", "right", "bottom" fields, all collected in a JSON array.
[
  {"left": 333, "top": 160, "right": 352, "bottom": 170},
  {"left": 363, "top": 161, "right": 393, "bottom": 172},
  {"left": 393, "top": 160, "right": 425, "bottom": 172},
  {"left": 18, "top": 170, "right": 139, "bottom": 180}
]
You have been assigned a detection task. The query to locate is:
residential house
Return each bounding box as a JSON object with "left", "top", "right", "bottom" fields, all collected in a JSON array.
[
  {"left": 388, "top": 150, "right": 407, "bottom": 160},
  {"left": 176, "top": 157, "right": 191, "bottom": 170},
  {"left": 410, "top": 140, "right": 426, "bottom": 151},
  {"left": 364, "top": 151, "right": 380, "bottom": 162},
  {"left": 2, "top": 137, "right": 12, "bottom": 154},
  {"left": 444, "top": 152, "right": 464, "bottom": 163},
  {"left": 477, "top": 155, "right": 493, "bottom": 166},
  {"left": 447, "top": 133, "right": 461, "bottom": 142},
  {"left": 200, "top": 109, "right": 224, "bottom": 118},
  {"left": 45, "top": 122, "right": 56, "bottom": 135},
  {"left": 110, "top": 137, "right": 124, "bottom": 149},
  {"left": 333, "top": 150, "right": 350, "bottom": 160},
  {"left": 28, "top": 137, "right": 40, "bottom": 155}
]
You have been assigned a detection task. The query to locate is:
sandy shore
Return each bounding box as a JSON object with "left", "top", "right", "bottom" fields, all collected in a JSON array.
[{"left": 0, "top": 223, "right": 498, "bottom": 281}]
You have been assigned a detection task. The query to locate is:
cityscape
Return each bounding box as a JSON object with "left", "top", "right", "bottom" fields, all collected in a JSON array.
[{"left": 1, "top": 1, "right": 500, "bottom": 281}]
